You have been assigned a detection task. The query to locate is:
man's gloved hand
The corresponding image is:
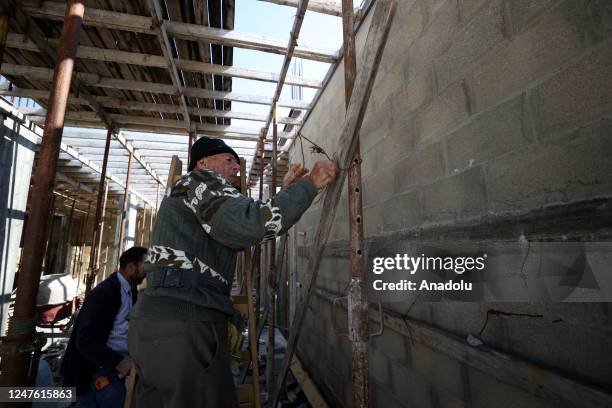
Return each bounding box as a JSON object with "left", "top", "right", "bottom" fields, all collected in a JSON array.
[
  {"left": 305, "top": 160, "right": 338, "bottom": 189},
  {"left": 282, "top": 164, "right": 309, "bottom": 189}
]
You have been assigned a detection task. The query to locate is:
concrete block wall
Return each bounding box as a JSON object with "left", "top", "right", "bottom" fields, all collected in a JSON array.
[{"left": 289, "top": 0, "right": 612, "bottom": 406}]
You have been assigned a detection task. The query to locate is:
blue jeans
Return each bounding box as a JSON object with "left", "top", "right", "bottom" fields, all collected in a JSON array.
[{"left": 76, "top": 368, "right": 125, "bottom": 408}]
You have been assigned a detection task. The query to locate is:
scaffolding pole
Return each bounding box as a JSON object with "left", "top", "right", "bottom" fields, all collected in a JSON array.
[
  {"left": 117, "top": 152, "right": 133, "bottom": 260},
  {"left": 85, "top": 127, "right": 113, "bottom": 294},
  {"left": 269, "top": 1, "right": 397, "bottom": 404},
  {"left": 266, "top": 105, "right": 278, "bottom": 393},
  {"left": 342, "top": 0, "right": 369, "bottom": 406},
  {"left": 0, "top": 0, "right": 86, "bottom": 388}
]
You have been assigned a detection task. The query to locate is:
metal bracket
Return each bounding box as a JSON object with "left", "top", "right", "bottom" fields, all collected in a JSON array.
[
  {"left": 332, "top": 296, "right": 349, "bottom": 338},
  {"left": 369, "top": 302, "right": 384, "bottom": 337}
]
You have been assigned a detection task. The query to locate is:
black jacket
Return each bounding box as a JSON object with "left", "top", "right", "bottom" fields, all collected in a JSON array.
[{"left": 60, "top": 272, "right": 136, "bottom": 395}]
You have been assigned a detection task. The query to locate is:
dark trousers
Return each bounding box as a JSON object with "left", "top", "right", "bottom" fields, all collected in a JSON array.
[{"left": 128, "top": 317, "right": 238, "bottom": 408}]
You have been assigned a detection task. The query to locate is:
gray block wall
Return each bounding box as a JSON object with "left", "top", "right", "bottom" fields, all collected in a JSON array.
[
  {"left": 288, "top": 0, "right": 612, "bottom": 407},
  {"left": 0, "top": 110, "right": 37, "bottom": 335}
]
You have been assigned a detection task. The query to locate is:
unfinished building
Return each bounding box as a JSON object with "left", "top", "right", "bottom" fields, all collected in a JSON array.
[{"left": 0, "top": 0, "right": 611, "bottom": 407}]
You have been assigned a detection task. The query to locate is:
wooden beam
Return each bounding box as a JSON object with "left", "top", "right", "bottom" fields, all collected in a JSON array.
[
  {"left": 270, "top": 0, "right": 397, "bottom": 405},
  {"left": 6, "top": 33, "right": 323, "bottom": 88},
  {"left": 147, "top": 0, "right": 191, "bottom": 132},
  {"left": 19, "top": 1, "right": 339, "bottom": 63},
  {"left": 0, "top": 63, "right": 310, "bottom": 109},
  {"left": 257, "top": 0, "right": 356, "bottom": 18},
  {"left": 1, "top": 87, "right": 302, "bottom": 125}
]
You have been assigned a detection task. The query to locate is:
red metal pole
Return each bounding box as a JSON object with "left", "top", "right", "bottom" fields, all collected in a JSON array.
[
  {"left": 0, "top": 0, "right": 85, "bottom": 388},
  {"left": 342, "top": 1, "right": 369, "bottom": 406},
  {"left": 85, "top": 127, "right": 113, "bottom": 294},
  {"left": 117, "top": 152, "right": 133, "bottom": 260}
]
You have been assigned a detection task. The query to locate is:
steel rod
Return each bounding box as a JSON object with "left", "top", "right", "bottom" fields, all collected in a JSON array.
[
  {"left": 0, "top": 0, "right": 86, "bottom": 388},
  {"left": 85, "top": 127, "right": 113, "bottom": 294}
]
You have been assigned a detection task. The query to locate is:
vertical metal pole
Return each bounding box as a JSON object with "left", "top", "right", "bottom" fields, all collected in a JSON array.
[
  {"left": 0, "top": 5, "right": 12, "bottom": 73},
  {"left": 188, "top": 130, "right": 195, "bottom": 166},
  {"left": 342, "top": 1, "right": 369, "bottom": 406},
  {"left": 117, "top": 152, "right": 133, "bottom": 260},
  {"left": 65, "top": 198, "right": 76, "bottom": 274},
  {"left": 0, "top": 0, "right": 85, "bottom": 388},
  {"left": 141, "top": 202, "right": 148, "bottom": 246},
  {"left": 267, "top": 106, "right": 278, "bottom": 394},
  {"left": 77, "top": 201, "right": 91, "bottom": 280},
  {"left": 85, "top": 127, "right": 113, "bottom": 294}
]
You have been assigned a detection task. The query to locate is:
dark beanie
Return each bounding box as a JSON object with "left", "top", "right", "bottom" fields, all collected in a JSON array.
[{"left": 188, "top": 136, "right": 240, "bottom": 172}]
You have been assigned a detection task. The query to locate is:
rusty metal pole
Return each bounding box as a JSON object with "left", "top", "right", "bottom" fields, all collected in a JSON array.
[
  {"left": 77, "top": 201, "right": 91, "bottom": 280},
  {"left": 342, "top": 1, "right": 369, "bottom": 406},
  {"left": 0, "top": 0, "right": 85, "bottom": 388},
  {"left": 266, "top": 107, "right": 278, "bottom": 393},
  {"left": 65, "top": 198, "right": 76, "bottom": 274},
  {"left": 117, "top": 152, "right": 133, "bottom": 260},
  {"left": 0, "top": 4, "right": 11, "bottom": 68},
  {"left": 85, "top": 127, "right": 113, "bottom": 294}
]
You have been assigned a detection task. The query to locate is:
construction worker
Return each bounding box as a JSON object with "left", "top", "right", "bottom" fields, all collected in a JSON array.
[
  {"left": 128, "top": 136, "right": 337, "bottom": 407},
  {"left": 61, "top": 246, "right": 148, "bottom": 407}
]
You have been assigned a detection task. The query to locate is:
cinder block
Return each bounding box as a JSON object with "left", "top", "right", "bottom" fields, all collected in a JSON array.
[
  {"left": 372, "top": 62, "right": 406, "bottom": 109},
  {"left": 434, "top": 0, "right": 506, "bottom": 91},
  {"left": 412, "top": 343, "right": 463, "bottom": 398},
  {"left": 363, "top": 205, "right": 382, "bottom": 237},
  {"left": 383, "top": 0, "right": 425, "bottom": 72},
  {"left": 395, "top": 68, "right": 433, "bottom": 118},
  {"left": 484, "top": 123, "right": 612, "bottom": 212},
  {"left": 506, "top": 0, "right": 558, "bottom": 35},
  {"left": 375, "top": 118, "right": 417, "bottom": 165},
  {"left": 388, "top": 360, "right": 434, "bottom": 408},
  {"left": 469, "top": 1, "right": 586, "bottom": 113},
  {"left": 458, "top": 0, "right": 491, "bottom": 23},
  {"left": 415, "top": 80, "right": 471, "bottom": 145},
  {"left": 395, "top": 142, "right": 445, "bottom": 192},
  {"left": 422, "top": 167, "right": 487, "bottom": 222},
  {"left": 405, "top": 0, "right": 461, "bottom": 80},
  {"left": 467, "top": 367, "right": 558, "bottom": 408},
  {"left": 369, "top": 346, "right": 390, "bottom": 384},
  {"left": 363, "top": 166, "right": 396, "bottom": 207},
  {"left": 533, "top": 43, "right": 612, "bottom": 138},
  {"left": 446, "top": 94, "right": 531, "bottom": 172},
  {"left": 381, "top": 191, "right": 423, "bottom": 232},
  {"left": 372, "top": 327, "right": 410, "bottom": 365}
]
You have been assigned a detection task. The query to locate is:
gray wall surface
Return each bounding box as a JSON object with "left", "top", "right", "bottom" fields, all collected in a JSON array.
[
  {"left": 0, "top": 109, "right": 37, "bottom": 335},
  {"left": 287, "top": 0, "right": 612, "bottom": 406}
]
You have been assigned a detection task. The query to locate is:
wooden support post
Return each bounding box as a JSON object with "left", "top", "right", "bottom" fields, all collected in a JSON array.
[
  {"left": 0, "top": 4, "right": 11, "bottom": 67},
  {"left": 117, "top": 152, "right": 133, "bottom": 260},
  {"left": 267, "top": 107, "right": 279, "bottom": 393},
  {"left": 0, "top": 0, "right": 86, "bottom": 388},
  {"left": 342, "top": 0, "right": 369, "bottom": 406},
  {"left": 188, "top": 130, "right": 195, "bottom": 167},
  {"left": 241, "top": 158, "right": 262, "bottom": 408},
  {"left": 269, "top": 0, "right": 397, "bottom": 405},
  {"left": 86, "top": 127, "right": 113, "bottom": 294}
]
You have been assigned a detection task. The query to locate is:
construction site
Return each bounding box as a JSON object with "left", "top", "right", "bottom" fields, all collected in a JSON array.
[{"left": 0, "top": 0, "right": 611, "bottom": 406}]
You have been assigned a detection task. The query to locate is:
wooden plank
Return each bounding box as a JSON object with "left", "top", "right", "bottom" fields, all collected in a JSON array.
[
  {"left": 0, "top": 63, "right": 310, "bottom": 109},
  {"left": 289, "top": 355, "right": 328, "bottom": 408},
  {"left": 269, "top": 0, "right": 397, "bottom": 405},
  {"left": 19, "top": 0, "right": 339, "bottom": 63},
  {"left": 257, "top": 0, "right": 353, "bottom": 18},
  {"left": 165, "top": 155, "right": 183, "bottom": 196}
]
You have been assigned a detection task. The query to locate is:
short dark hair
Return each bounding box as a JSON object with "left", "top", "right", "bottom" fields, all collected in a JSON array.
[{"left": 119, "top": 246, "right": 148, "bottom": 269}]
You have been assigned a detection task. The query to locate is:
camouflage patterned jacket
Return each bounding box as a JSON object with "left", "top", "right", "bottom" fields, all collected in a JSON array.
[{"left": 130, "top": 168, "right": 318, "bottom": 321}]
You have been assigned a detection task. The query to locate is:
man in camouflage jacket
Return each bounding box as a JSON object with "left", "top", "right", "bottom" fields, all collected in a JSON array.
[{"left": 128, "top": 136, "right": 337, "bottom": 408}]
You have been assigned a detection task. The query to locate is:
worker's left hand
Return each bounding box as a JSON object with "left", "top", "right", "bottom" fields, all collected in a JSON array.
[{"left": 282, "top": 163, "right": 309, "bottom": 189}]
